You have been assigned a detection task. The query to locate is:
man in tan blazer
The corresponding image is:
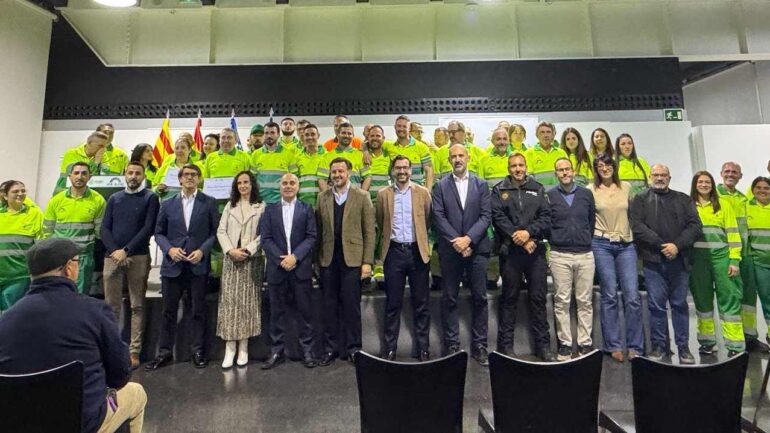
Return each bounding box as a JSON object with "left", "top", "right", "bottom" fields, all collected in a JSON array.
[
  {"left": 376, "top": 155, "right": 432, "bottom": 362},
  {"left": 316, "top": 157, "right": 376, "bottom": 366}
]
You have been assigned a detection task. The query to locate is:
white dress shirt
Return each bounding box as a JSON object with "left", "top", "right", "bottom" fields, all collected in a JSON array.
[
  {"left": 181, "top": 190, "right": 197, "bottom": 230},
  {"left": 453, "top": 172, "right": 469, "bottom": 210},
  {"left": 333, "top": 181, "right": 351, "bottom": 206},
  {"left": 282, "top": 198, "right": 296, "bottom": 254}
]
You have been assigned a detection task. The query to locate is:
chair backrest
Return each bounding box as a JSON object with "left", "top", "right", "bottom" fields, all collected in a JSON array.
[
  {"left": 0, "top": 361, "right": 84, "bottom": 433},
  {"left": 354, "top": 350, "right": 467, "bottom": 433},
  {"left": 632, "top": 352, "right": 749, "bottom": 433},
  {"left": 488, "top": 350, "right": 603, "bottom": 433}
]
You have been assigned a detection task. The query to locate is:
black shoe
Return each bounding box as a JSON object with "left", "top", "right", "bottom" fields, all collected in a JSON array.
[
  {"left": 648, "top": 346, "right": 665, "bottom": 361},
  {"left": 301, "top": 354, "right": 317, "bottom": 369},
  {"left": 497, "top": 347, "right": 516, "bottom": 357},
  {"left": 144, "top": 353, "right": 172, "bottom": 371},
  {"left": 556, "top": 344, "right": 573, "bottom": 362},
  {"left": 698, "top": 344, "right": 716, "bottom": 355},
  {"left": 446, "top": 344, "right": 461, "bottom": 355},
  {"left": 578, "top": 345, "right": 594, "bottom": 356},
  {"left": 678, "top": 346, "right": 695, "bottom": 365},
  {"left": 319, "top": 352, "right": 336, "bottom": 367},
  {"left": 748, "top": 338, "right": 770, "bottom": 353},
  {"left": 419, "top": 350, "right": 430, "bottom": 362},
  {"left": 537, "top": 347, "right": 556, "bottom": 362},
  {"left": 380, "top": 350, "right": 396, "bottom": 361},
  {"left": 191, "top": 351, "right": 208, "bottom": 369},
  {"left": 262, "top": 352, "right": 285, "bottom": 370},
  {"left": 472, "top": 347, "right": 489, "bottom": 366}
]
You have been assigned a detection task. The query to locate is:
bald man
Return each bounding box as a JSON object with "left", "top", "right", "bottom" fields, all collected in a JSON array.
[
  {"left": 259, "top": 173, "right": 318, "bottom": 369},
  {"left": 631, "top": 164, "right": 702, "bottom": 364}
]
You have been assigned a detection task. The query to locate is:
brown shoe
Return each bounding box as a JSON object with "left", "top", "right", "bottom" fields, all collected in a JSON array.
[
  {"left": 627, "top": 351, "right": 640, "bottom": 361},
  {"left": 611, "top": 351, "right": 625, "bottom": 362},
  {"left": 130, "top": 353, "right": 140, "bottom": 370}
]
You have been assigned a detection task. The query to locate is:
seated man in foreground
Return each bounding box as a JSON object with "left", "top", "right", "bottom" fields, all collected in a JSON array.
[{"left": 0, "top": 238, "right": 147, "bottom": 433}]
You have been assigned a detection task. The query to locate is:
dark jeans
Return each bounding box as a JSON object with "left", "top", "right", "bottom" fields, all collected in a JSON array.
[
  {"left": 592, "top": 237, "right": 644, "bottom": 353},
  {"left": 320, "top": 249, "right": 362, "bottom": 356},
  {"left": 643, "top": 256, "right": 690, "bottom": 350},
  {"left": 440, "top": 249, "right": 488, "bottom": 350},
  {"left": 268, "top": 274, "right": 314, "bottom": 357},
  {"left": 158, "top": 265, "right": 207, "bottom": 356},
  {"left": 498, "top": 246, "right": 550, "bottom": 351},
  {"left": 383, "top": 242, "right": 430, "bottom": 353}
]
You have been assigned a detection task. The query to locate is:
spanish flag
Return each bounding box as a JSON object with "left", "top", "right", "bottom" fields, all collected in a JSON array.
[
  {"left": 193, "top": 110, "right": 204, "bottom": 153},
  {"left": 152, "top": 111, "right": 173, "bottom": 167}
]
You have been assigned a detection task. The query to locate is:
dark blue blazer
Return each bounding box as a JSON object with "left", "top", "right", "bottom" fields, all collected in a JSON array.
[
  {"left": 259, "top": 199, "right": 317, "bottom": 284},
  {"left": 154, "top": 191, "right": 219, "bottom": 277},
  {"left": 0, "top": 276, "right": 130, "bottom": 433},
  {"left": 432, "top": 172, "right": 492, "bottom": 256}
]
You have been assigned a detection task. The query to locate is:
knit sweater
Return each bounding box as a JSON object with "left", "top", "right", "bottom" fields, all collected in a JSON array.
[{"left": 101, "top": 188, "right": 160, "bottom": 256}]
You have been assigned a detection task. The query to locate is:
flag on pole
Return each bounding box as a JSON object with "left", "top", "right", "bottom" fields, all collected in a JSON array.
[
  {"left": 269, "top": 107, "right": 274, "bottom": 123},
  {"left": 229, "top": 109, "right": 243, "bottom": 150},
  {"left": 152, "top": 110, "right": 173, "bottom": 168},
  {"left": 193, "top": 110, "right": 204, "bottom": 153}
]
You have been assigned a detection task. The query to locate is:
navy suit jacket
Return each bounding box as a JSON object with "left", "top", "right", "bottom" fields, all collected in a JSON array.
[
  {"left": 154, "top": 192, "right": 219, "bottom": 277},
  {"left": 259, "top": 199, "right": 317, "bottom": 284},
  {"left": 432, "top": 172, "right": 492, "bottom": 256}
]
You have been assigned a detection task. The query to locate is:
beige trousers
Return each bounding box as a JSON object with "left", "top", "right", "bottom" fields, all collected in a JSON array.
[
  {"left": 103, "top": 255, "right": 151, "bottom": 354},
  {"left": 549, "top": 250, "right": 595, "bottom": 347},
  {"left": 97, "top": 382, "right": 147, "bottom": 433}
]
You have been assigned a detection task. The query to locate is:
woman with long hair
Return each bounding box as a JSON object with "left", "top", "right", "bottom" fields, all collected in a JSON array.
[
  {"left": 216, "top": 171, "right": 265, "bottom": 368},
  {"left": 561, "top": 127, "right": 593, "bottom": 186},
  {"left": 746, "top": 176, "right": 770, "bottom": 346},
  {"left": 588, "top": 153, "right": 643, "bottom": 362},
  {"left": 689, "top": 170, "right": 744, "bottom": 356},
  {"left": 0, "top": 181, "right": 43, "bottom": 312},
  {"left": 130, "top": 143, "right": 158, "bottom": 188},
  {"left": 614, "top": 133, "right": 650, "bottom": 197},
  {"left": 590, "top": 128, "right": 613, "bottom": 159}
]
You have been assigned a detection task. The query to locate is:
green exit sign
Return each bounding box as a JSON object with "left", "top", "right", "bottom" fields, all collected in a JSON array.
[{"left": 664, "top": 109, "right": 684, "bottom": 121}]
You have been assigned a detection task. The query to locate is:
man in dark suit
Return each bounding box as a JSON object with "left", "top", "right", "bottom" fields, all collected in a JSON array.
[
  {"left": 260, "top": 173, "right": 318, "bottom": 369},
  {"left": 145, "top": 164, "right": 219, "bottom": 370},
  {"left": 432, "top": 144, "right": 492, "bottom": 366},
  {"left": 316, "top": 157, "right": 376, "bottom": 366}
]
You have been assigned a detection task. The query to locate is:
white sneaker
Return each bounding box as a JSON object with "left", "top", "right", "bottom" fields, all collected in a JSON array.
[
  {"left": 222, "top": 340, "right": 236, "bottom": 369},
  {"left": 237, "top": 338, "right": 249, "bottom": 366}
]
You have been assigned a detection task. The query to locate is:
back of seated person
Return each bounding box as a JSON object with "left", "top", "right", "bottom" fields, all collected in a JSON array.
[{"left": 0, "top": 238, "right": 147, "bottom": 433}]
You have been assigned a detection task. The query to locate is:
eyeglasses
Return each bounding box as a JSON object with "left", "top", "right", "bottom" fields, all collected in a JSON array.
[{"left": 180, "top": 172, "right": 199, "bottom": 178}]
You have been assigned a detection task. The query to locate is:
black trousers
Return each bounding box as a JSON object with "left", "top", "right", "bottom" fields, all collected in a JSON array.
[
  {"left": 320, "top": 249, "right": 362, "bottom": 356},
  {"left": 498, "top": 246, "right": 550, "bottom": 351},
  {"left": 268, "top": 274, "right": 314, "bottom": 357},
  {"left": 383, "top": 242, "right": 430, "bottom": 353},
  {"left": 440, "top": 250, "right": 489, "bottom": 350},
  {"left": 159, "top": 265, "right": 207, "bottom": 356}
]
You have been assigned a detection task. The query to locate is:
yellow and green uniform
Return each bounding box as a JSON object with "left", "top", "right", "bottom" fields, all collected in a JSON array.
[
  {"left": 296, "top": 147, "right": 326, "bottom": 207},
  {"left": 746, "top": 199, "right": 770, "bottom": 339},
  {"left": 383, "top": 138, "right": 433, "bottom": 187},
  {"left": 316, "top": 146, "right": 370, "bottom": 187},
  {"left": 486, "top": 143, "right": 527, "bottom": 155},
  {"left": 433, "top": 143, "right": 481, "bottom": 180},
  {"left": 280, "top": 136, "right": 301, "bottom": 154},
  {"left": 54, "top": 144, "right": 129, "bottom": 196},
  {"left": 524, "top": 144, "right": 568, "bottom": 189},
  {"left": 690, "top": 199, "right": 745, "bottom": 351},
  {"left": 43, "top": 188, "right": 106, "bottom": 294},
  {"left": 717, "top": 184, "right": 759, "bottom": 339},
  {"left": 568, "top": 153, "right": 594, "bottom": 187},
  {"left": 0, "top": 202, "right": 43, "bottom": 311},
  {"left": 479, "top": 149, "right": 514, "bottom": 285},
  {"left": 250, "top": 144, "right": 298, "bottom": 205},
  {"left": 617, "top": 156, "right": 650, "bottom": 197}
]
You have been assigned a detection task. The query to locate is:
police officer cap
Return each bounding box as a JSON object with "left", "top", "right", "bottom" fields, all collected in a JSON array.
[{"left": 26, "top": 238, "right": 83, "bottom": 276}]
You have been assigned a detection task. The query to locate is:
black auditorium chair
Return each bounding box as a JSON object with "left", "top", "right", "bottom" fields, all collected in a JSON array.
[
  {"left": 479, "top": 350, "right": 603, "bottom": 433},
  {"left": 599, "top": 352, "right": 749, "bottom": 433},
  {"left": 354, "top": 350, "right": 467, "bottom": 433},
  {"left": 0, "top": 361, "right": 84, "bottom": 433}
]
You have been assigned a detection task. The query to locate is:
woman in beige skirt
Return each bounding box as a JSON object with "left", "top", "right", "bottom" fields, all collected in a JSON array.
[{"left": 216, "top": 171, "right": 265, "bottom": 368}]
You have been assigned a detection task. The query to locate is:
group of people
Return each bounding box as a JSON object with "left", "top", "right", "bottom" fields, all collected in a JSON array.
[{"left": 0, "top": 115, "right": 769, "bottom": 377}]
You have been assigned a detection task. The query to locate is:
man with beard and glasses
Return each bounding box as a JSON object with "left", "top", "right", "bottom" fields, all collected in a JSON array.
[
  {"left": 316, "top": 158, "right": 375, "bottom": 366},
  {"left": 718, "top": 162, "right": 770, "bottom": 353},
  {"left": 43, "top": 161, "right": 106, "bottom": 294},
  {"left": 101, "top": 161, "right": 160, "bottom": 369},
  {"left": 631, "top": 164, "right": 702, "bottom": 364},
  {"left": 318, "top": 122, "right": 370, "bottom": 191},
  {"left": 251, "top": 121, "right": 298, "bottom": 205},
  {"left": 279, "top": 117, "right": 301, "bottom": 152}
]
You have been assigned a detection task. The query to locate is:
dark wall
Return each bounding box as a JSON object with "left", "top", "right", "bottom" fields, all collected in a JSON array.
[{"left": 44, "top": 19, "right": 683, "bottom": 120}]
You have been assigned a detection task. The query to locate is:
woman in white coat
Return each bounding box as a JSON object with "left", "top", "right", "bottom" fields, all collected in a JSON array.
[{"left": 217, "top": 171, "right": 265, "bottom": 368}]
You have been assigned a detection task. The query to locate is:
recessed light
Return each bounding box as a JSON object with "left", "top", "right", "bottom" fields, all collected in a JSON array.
[{"left": 93, "top": 0, "right": 137, "bottom": 7}]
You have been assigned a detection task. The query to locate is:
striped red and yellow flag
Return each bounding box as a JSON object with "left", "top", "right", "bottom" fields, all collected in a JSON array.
[
  {"left": 193, "top": 110, "right": 203, "bottom": 152},
  {"left": 152, "top": 112, "right": 173, "bottom": 167}
]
